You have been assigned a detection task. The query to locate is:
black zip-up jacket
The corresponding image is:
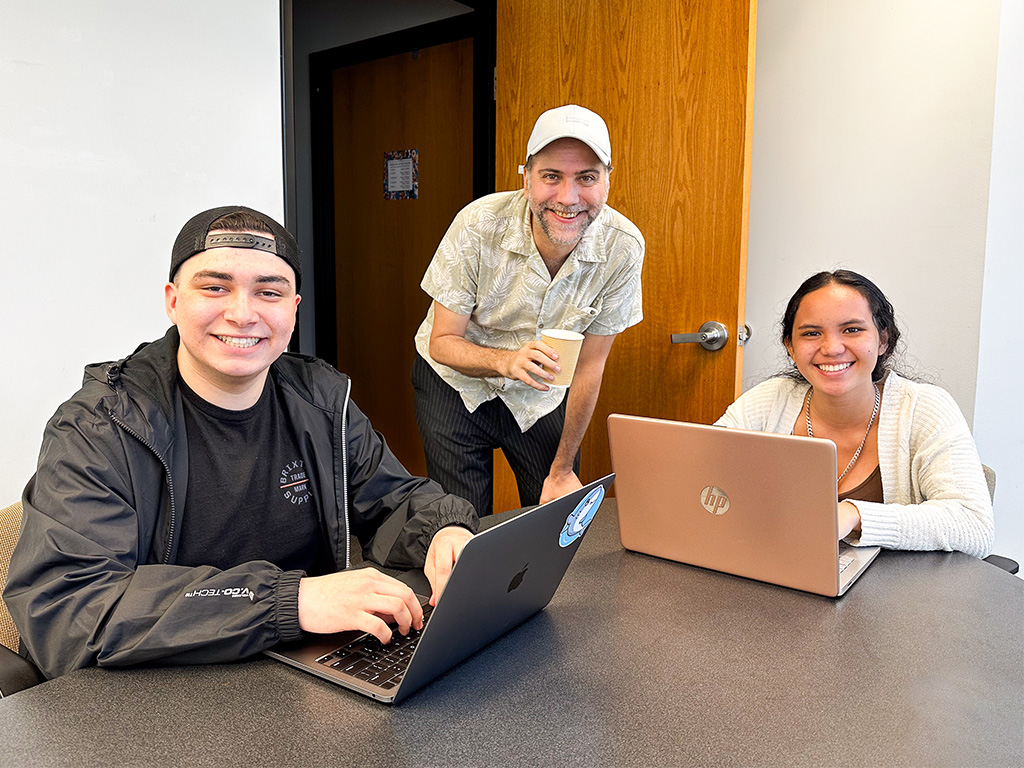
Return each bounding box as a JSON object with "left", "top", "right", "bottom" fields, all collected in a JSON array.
[{"left": 4, "top": 328, "right": 477, "bottom": 679}]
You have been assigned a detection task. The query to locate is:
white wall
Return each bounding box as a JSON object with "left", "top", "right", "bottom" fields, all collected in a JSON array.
[
  {"left": 975, "top": 0, "right": 1024, "bottom": 570},
  {"left": 745, "top": 0, "right": 1021, "bottom": 570},
  {"left": 0, "top": 1, "right": 284, "bottom": 507}
]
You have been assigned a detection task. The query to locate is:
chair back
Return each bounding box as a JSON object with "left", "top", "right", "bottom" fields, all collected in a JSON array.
[
  {"left": 982, "top": 464, "right": 996, "bottom": 503},
  {"left": 0, "top": 501, "right": 23, "bottom": 652},
  {"left": 979, "top": 464, "right": 1019, "bottom": 574}
]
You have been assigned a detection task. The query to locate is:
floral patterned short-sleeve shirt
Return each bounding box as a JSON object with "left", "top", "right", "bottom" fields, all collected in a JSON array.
[{"left": 414, "top": 190, "right": 644, "bottom": 432}]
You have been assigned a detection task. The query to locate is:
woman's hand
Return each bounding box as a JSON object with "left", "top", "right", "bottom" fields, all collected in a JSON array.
[{"left": 839, "top": 500, "right": 862, "bottom": 539}]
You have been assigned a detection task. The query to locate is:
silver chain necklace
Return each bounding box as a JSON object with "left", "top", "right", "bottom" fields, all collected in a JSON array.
[{"left": 804, "top": 383, "right": 880, "bottom": 482}]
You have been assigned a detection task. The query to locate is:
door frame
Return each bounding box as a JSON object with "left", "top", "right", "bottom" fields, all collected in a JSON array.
[{"left": 306, "top": 8, "right": 495, "bottom": 365}]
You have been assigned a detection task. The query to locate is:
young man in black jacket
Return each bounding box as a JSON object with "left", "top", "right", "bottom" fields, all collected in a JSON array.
[{"left": 5, "top": 206, "right": 477, "bottom": 679}]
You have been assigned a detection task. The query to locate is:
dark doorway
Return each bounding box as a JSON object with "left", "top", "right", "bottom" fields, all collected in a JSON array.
[{"left": 308, "top": 9, "right": 495, "bottom": 475}]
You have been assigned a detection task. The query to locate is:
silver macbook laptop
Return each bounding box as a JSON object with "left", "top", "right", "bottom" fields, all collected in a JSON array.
[
  {"left": 607, "top": 414, "right": 879, "bottom": 597},
  {"left": 265, "top": 474, "right": 614, "bottom": 703}
]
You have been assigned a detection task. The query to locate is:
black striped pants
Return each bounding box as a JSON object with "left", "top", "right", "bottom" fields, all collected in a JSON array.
[{"left": 412, "top": 354, "right": 579, "bottom": 516}]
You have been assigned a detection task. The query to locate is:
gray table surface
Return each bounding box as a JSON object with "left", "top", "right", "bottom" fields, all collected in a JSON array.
[{"left": 2, "top": 500, "right": 1021, "bottom": 768}]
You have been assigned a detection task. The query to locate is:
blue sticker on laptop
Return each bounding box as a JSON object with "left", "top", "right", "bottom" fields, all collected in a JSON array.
[{"left": 558, "top": 485, "right": 605, "bottom": 547}]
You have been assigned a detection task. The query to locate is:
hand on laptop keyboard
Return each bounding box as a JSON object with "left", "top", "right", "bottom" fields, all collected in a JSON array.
[
  {"left": 838, "top": 500, "right": 862, "bottom": 540},
  {"left": 316, "top": 605, "right": 434, "bottom": 690},
  {"left": 297, "top": 567, "right": 425, "bottom": 643}
]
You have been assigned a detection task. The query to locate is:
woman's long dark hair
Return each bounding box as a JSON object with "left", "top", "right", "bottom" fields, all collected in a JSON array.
[{"left": 781, "top": 270, "right": 902, "bottom": 383}]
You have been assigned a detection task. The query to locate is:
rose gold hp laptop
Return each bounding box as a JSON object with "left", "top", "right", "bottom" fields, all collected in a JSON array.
[{"left": 607, "top": 414, "right": 880, "bottom": 597}]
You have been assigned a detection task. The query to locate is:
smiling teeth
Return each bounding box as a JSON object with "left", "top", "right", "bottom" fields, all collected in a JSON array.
[
  {"left": 218, "top": 336, "right": 260, "bottom": 348},
  {"left": 817, "top": 362, "right": 852, "bottom": 372}
]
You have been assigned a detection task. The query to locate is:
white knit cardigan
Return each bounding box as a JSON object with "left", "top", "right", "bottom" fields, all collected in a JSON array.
[{"left": 715, "top": 372, "right": 994, "bottom": 558}]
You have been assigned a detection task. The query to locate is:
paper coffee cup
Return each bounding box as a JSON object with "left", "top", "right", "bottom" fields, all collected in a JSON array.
[{"left": 540, "top": 329, "right": 584, "bottom": 387}]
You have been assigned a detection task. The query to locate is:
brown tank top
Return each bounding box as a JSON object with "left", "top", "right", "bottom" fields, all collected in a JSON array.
[{"left": 839, "top": 464, "right": 883, "bottom": 503}]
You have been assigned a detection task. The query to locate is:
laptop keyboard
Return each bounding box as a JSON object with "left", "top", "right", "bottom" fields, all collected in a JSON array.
[
  {"left": 315, "top": 604, "right": 433, "bottom": 690},
  {"left": 838, "top": 552, "right": 855, "bottom": 574}
]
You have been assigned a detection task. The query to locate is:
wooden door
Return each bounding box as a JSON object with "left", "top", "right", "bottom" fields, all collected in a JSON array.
[
  {"left": 332, "top": 40, "right": 474, "bottom": 476},
  {"left": 496, "top": 0, "right": 757, "bottom": 490}
]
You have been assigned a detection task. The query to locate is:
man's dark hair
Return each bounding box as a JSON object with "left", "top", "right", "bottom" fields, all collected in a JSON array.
[{"left": 208, "top": 211, "right": 275, "bottom": 236}]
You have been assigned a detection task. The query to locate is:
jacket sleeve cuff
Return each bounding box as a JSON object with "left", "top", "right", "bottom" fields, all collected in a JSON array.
[
  {"left": 424, "top": 509, "right": 480, "bottom": 545},
  {"left": 274, "top": 570, "right": 305, "bottom": 643}
]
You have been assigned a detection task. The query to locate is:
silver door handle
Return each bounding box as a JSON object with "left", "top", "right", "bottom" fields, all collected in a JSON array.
[{"left": 671, "top": 321, "right": 728, "bottom": 351}]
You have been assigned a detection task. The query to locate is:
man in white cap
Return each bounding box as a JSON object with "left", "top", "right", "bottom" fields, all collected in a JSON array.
[{"left": 412, "top": 104, "right": 645, "bottom": 515}]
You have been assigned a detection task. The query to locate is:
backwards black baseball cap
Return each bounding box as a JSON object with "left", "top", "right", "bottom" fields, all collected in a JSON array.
[{"left": 170, "top": 206, "right": 301, "bottom": 290}]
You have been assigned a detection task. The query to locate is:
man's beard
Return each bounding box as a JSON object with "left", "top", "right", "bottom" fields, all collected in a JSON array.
[{"left": 527, "top": 184, "right": 605, "bottom": 247}]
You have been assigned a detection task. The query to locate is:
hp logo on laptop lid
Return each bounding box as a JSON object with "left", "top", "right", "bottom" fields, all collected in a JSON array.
[{"left": 700, "top": 486, "right": 730, "bottom": 515}]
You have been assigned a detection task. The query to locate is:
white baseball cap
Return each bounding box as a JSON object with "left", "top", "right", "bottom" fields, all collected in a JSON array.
[{"left": 525, "top": 104, "right": 611, "bottom": 167}]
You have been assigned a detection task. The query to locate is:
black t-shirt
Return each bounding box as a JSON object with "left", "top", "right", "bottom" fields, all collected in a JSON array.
[{"left": 173, "top": 375, "right": 335, "bottom": 576}]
